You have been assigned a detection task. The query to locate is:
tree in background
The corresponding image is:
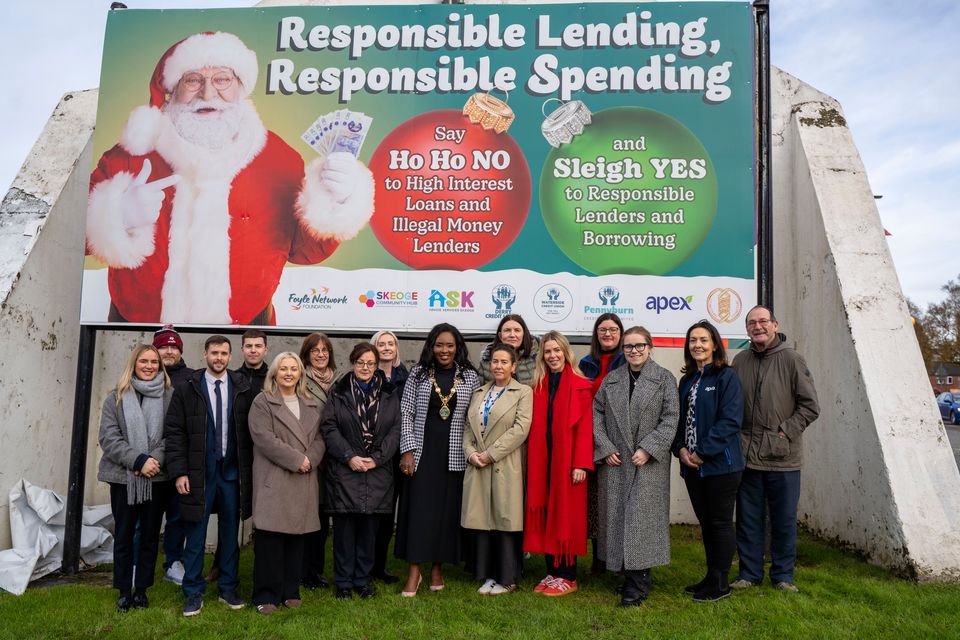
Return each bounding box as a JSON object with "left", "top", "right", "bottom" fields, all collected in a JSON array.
[{"left": 911, "top": 273, "right": 960, "bottom": 371}]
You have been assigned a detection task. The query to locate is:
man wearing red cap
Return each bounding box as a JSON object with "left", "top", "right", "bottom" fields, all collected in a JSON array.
[{"left": 87, "top": 32, "right": 374, "bottom": 325}]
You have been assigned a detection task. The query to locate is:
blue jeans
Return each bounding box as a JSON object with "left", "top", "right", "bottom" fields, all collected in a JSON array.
[
  {"left": 181, "top": 464, "right": 240, "bottom": 597},
  {"left": 735, "top": 468, "right": 801, "bottom": 584}
]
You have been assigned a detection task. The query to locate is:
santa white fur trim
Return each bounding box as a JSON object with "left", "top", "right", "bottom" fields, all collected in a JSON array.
[
  {"left": 296, "top": 157, "right": 375, "bottom": 241},
  {"left": 120, "top": 105, "right": 165, "bottom": 157},
  {"left": 87, "top": 171, "right": 156, "bottom": 268},
  {"left": 162, "top": 32, "right": 258, "bottom": 98}
]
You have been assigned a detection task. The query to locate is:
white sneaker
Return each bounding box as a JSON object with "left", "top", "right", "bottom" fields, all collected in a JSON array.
[
  {"left": 489, "top": 583, "right": 517, "bottom": 595},
  {"left": 477, "top": 578, "right": 496, "bottom": 595},
  {"left": 164, "top": 561, "right": 185, "bottom": 585}
]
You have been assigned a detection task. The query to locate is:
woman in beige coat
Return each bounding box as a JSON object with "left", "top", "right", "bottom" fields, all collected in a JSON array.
[
  {"left": 462, "top": 344, "right": 533, "bottom": 595},
  {"left": 248, "top": 352, "right": 326, "bottom": 615}
]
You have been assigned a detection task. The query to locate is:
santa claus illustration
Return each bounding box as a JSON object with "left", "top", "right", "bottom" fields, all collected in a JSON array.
[{"left": 87, "top": 31, "right": 374, "bottom": 325}]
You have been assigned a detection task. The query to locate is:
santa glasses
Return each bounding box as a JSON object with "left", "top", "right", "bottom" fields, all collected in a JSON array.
[{"left": 179, "top": 72, "right": 237, "bottom": 93}]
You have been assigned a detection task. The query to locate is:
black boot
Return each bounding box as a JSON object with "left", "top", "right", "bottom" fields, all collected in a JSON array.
[
  {"left": 619, "top": 569, "right": 650, "bottom": 607},
  {"left": 693, "top": 570, "right": 730, "bottom": 602},
  {"left": 684, "top": 574, "right": 710, "bottom": 595}
]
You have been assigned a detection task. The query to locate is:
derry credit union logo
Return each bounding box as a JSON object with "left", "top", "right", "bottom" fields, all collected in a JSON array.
[
  {"left": 288, "top": 287, "right": 348, "bottom": 311},
  {"left": 358, "top": 290, "right": 419, "bottom": 308}
]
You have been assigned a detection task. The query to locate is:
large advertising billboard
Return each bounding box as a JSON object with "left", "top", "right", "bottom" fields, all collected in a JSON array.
[{"left": 81, "top": 2, "right": 757, "bottom": 336}]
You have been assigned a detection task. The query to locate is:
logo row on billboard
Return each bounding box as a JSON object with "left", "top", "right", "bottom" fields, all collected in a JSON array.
[{"left": 287, "top": 285, "right": 745, "bottom": 324}]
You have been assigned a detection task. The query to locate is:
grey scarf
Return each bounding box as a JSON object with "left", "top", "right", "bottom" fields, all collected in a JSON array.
[{"left": 122, "top": 376, "right": 166, "bottom": 505}]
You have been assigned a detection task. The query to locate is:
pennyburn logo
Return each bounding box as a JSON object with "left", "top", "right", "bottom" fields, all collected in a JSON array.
[
  {"left": 288, "top": 287, "right": 348, "bottom": 311},
  {"left": 428, "top": 290, "right": 475, "bottom": 312},
  {"left": 585, "top": 285, "right": 635, "bottom": 316},
  {"left": 358, "top": 290, "right": 419, "bottom": 308},
  {"left": 646, "top": 295, "right": 693, "bottom": 314}
]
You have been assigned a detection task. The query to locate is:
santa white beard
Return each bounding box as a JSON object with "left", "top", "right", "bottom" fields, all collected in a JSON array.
[{"left": 165, "top": 98, "right": 243, "bottom": 150}]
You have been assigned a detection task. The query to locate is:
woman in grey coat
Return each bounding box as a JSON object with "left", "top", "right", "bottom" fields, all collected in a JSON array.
[
  {"left": 98, "top": 344, "right": 173, "bottom": 612},
  {"left": 593, "top": 326, "right": 679, "bottom": 606}
]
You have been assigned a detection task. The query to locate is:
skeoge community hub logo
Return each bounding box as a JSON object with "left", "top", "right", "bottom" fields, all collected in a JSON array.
[
  {"left": 584, "top": 285, "right": 635, "bottom": 317},
  {"left": 428, "top": 289, "right": 476, "bottom": 312},
  {"left": 288, "top": 287, "right": 349, "bottom": 311},
  {"left": 358, "top": 290, "right": 419, "bottom": 308}
]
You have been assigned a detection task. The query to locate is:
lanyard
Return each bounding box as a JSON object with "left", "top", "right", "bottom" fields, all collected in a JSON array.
[{"left": 482, "top": 386, "right": 507, "bottom": 430}]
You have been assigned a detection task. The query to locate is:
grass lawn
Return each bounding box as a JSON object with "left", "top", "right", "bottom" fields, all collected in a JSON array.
[{"left": 0, "top": 525, "right": 957, "bottom": 640}]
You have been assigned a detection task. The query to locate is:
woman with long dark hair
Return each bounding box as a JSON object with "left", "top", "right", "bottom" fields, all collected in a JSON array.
[
  {"left": 395, "top": 323, "right": 480, "bottom": 596},
  {"left": 298, "top": 332, "right": 337, "bottom": 589},
  {"left": 593, "top": 326, "right": 679, "bottom": 605},
  {"left": 524, "top": 331, "right": 594, "bottom": 597},
  {"left": 97, "top": 344, "right": 173, "bottom": 611},
  {"left": 673, "top": 320, "right": 744, "bottom": 602},
  {"left": 321, "top": 343, "right": 402, "bottom": 599},
  {"left": 248, "top": 352, "right": 326, "bottom": 615},
  {"left": 478, "top": 314, "right": 539, "bottom": 385}
]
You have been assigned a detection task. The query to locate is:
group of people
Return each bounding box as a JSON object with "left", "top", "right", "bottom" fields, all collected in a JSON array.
[{"left": 97, "top": 305, "right": 819, "bottom": 616}]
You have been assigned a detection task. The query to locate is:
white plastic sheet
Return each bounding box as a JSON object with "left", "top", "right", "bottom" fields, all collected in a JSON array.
[{"left": 0, "top": 479, "right": 113, "bottom": 595}]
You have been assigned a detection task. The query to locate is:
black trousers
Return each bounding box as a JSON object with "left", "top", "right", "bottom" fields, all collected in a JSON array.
[
  {"left": 109, "top": 481, "right": 170, "bottom": 594},
  {"left": 301, "top": 509, "right": 330, "bottom": 585},
  {"left": 253, "top": 530, "right": 305, "bottom": 605},
  {"left": 332, "top": 514, "right": 377, "bottom": 589},
  {"left": 372, "top": 490, "right": 399, "bottom": 576},
  {"left": 472, "top": 530, "right": 522, "bottom": 586},
  {"left": 684, "top": 471, "right": 742, "bottom": 583},
  {"left": 546, "top": 553, "right": 577, "bottom": 582}
]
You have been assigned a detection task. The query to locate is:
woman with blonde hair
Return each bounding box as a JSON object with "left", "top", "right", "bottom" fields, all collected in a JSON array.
[
  {"left": 98, "top": 343, "right": 173, "bottom": 611},
  {"left": 524, "top": 331, "right": 594, "bottom": 597},
  {"left": 248, "top": 352, "right": 326, "bottom": 615}
]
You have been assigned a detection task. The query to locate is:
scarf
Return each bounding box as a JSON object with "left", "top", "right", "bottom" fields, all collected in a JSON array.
[
  {"left": 121, "top": 375, "right": 166, "bottom": 505},
  {"left": 309, "top": 366, "right": 335, "bottom": 391},
  {"left": 525, "top": 365, "right": 586, "bottom": 564},
  {"left": 350, "top": 373, "right": 382, "bottom": 452},
  {"left": 684, "top": 372, "right": 703, "bottom": 453}
]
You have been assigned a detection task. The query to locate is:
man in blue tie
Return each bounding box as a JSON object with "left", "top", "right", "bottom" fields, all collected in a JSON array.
[{"left": 165, "top": 335, "right": 254, "bottom": 617}]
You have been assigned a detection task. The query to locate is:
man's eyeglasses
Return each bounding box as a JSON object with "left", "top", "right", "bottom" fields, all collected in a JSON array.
[
  {"left": 354, "top": 361, "right": 377, "bottom": 369},
  {"left": 623, "top": 343, "right": 650, "bottom": 353},
  {"left": 597, "top": 327, "right": 621, "bottom": 335},
  {"left": 179, "top": 72, "right": 237, "bottom": 93},
  {"left": 746, "top": 318, "right": 773, "bottom": 327}
]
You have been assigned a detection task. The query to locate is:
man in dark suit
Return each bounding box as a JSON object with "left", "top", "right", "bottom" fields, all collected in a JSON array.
[{"left": 165, "top": 335, "right": 253, "bottom": 617}]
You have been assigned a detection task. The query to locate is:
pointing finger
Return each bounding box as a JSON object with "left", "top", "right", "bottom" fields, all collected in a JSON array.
[
  {"left": 133, "top": 159, "right": 153, "bottom": 186},
  {"left": 147, "top": 173, "right": 181, "bottom": 191}
]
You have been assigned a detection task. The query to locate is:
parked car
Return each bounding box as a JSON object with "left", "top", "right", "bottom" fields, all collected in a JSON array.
[{"left": 937, "top": 392, "right": 960, "bottom": 425}]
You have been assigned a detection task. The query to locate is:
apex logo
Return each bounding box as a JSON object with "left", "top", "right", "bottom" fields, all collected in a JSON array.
[
  {"left": 429, "top": 290, "right": 475, "bottom": 308},
  {"left": 646, "top": 295, "right": 693, "bottom": 313}
]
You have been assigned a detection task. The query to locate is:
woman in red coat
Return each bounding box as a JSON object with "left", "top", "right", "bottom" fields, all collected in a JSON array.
[{"left": 524, "top": 331, "right": 595, "bottom": 597}]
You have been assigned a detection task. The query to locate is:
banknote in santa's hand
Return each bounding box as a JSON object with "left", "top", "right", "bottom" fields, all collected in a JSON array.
[{"left": 302, "top": 110, "right": 372, "bottom": 158}]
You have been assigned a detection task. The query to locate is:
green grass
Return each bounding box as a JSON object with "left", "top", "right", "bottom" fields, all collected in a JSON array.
[{"left": 1, "top": 526, "right": 958, "bottom": 640}]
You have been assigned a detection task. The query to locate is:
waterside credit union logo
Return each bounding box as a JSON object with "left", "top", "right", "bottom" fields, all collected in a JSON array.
[
  {"left": 358, "top": 290, "right": 419, "bottom": 308},
  {"left": 288, "top": 287, "right": 349, "bottom": 311}
]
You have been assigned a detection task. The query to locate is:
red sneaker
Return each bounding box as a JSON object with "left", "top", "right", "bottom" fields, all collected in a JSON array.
[
  {"left": 543, "top": 578, "right": 578, "bottom": 597},
  {"left": 534, "top": 576, "right": 557, "bottom": 593}
]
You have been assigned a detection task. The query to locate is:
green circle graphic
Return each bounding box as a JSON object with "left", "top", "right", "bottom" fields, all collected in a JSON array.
[{"left": 540, "top": 107, "right": 718, "bottom": 275}]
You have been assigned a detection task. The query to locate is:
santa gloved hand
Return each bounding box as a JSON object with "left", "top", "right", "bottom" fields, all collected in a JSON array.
[
  {"left": 120, "top": 159, "right": 181, "bottom": 229},
  {"left": 319, "top": 152, "right": 363, "bottom": 204}
]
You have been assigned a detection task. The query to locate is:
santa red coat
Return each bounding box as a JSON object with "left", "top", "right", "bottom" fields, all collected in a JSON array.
[
  {"left": 87, "top": 101, "right": 373, "bottom": 325},
  {"left": 523, "top": 365, "right": 596, "bottom": 563}
]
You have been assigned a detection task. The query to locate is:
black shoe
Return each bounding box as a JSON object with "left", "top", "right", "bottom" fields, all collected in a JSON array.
[
  {"left": 132, "top": 593, "right": 149, "bottom": 609},
  {"left": 302, "top": 575, "right": 331, "bottom": 590},
  {"left": 355, "top": 584, "right": 376, "bottom": 599},
  {"left": 619, "top": 592, "right": 647, "bottom": 607},
  {"left": 116, "top": 595, "right": 133, "bottom": 612},
  {"left": 693, "top": 585, "right": 731, "bottom": 602},
  {"left": 335, "top": 587, "right": 353, "bottom": 600},
  {"left": 614, "top": 583, "right": 624, "bottom": 595},
  {"left": 218, "top": 591, "right": 246, "bottom": 610},
  {"left": 182, "top": 593, "right": 203, "bottom": 617},
  {"left": 684, "top": 576, "right": 710, "bottom": 595},
  {"left": 372, "top": 571, "right": 400, "bottom": 584}
]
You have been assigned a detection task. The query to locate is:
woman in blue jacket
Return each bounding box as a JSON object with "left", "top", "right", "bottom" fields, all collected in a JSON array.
[{"left": 673, "top": 320, "right": 744, "bottom": 602}]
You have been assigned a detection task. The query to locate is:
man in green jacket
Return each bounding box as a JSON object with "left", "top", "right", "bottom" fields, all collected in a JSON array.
[{"left": 730, "top": 305, "right": 819, "bottom": 592}]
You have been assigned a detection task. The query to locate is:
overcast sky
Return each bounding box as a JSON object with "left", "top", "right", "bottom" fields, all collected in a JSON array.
[{"left": 0, "top": 0, "right": 953, "bottom": 308}]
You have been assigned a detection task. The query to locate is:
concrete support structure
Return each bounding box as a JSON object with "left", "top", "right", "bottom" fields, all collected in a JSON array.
[{"left": 0, "top": 63, "right": 958, "bottom": 577}]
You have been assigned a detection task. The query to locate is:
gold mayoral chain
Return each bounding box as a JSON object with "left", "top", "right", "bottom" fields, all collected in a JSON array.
[{"left": 430, "top": 369, "right": 461, "bottom": 421}]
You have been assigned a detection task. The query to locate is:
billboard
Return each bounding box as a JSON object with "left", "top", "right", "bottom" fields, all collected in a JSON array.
[{"left": 81, "top": 2, "right": 757, "bottom": 336}]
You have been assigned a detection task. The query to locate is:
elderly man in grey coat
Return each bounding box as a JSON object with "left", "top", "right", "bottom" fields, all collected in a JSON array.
[{"left": 593, "top": 327, "right": 680, "bottom": 606}]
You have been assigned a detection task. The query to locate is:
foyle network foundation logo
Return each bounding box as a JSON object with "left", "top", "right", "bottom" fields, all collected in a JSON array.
[{"left": 288, "top": 287, "right": 348, "bottom": 311}]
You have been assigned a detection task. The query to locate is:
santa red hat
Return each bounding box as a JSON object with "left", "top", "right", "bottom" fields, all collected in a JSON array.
[{"left": 148, "top": 31, "right": 258, "bottom": 107}]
